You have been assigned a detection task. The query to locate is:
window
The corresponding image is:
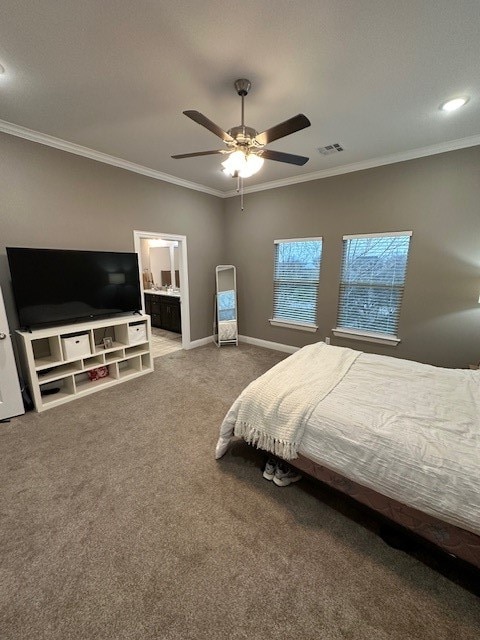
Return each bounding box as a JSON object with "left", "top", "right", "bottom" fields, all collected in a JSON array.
[
  {"left": 333, "top": 231, "right": 412, "bottom": 345},
  {"left": 270, "top": 237, "right": 323, "bottom": 331}
]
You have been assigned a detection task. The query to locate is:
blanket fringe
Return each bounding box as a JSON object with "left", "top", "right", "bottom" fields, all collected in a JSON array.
[{"left": 234, "top": 422, "right": 298, "bottom": 460}]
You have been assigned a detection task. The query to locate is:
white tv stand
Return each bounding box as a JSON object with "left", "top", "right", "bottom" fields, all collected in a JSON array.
[{"left": 16, "top": 314, "right": 153, "bottom": 413}]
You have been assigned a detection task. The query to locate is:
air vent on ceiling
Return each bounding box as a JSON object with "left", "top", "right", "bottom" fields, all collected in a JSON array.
[{"left": 317, "top": 143, "right": 344, "bottom": 155}]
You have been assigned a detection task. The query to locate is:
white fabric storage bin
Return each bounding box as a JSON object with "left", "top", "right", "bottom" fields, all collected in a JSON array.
[
  {"left": 61, "top": 334, "right": 91, "bottom": 360},
  {"left": 128, "top": 323, "right": 147, "bottom": 345},
  {"left": 219, "top": 320, "right": 237, "bottom": 341}
]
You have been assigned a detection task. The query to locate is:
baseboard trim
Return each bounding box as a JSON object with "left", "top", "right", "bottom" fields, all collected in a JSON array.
[
  {"left": 239, "top": 335, "right": 299, "bottom": 354},
  {"left": 186, "top": 334, "right": 299, "bottom": 353},
  {"left": 186, "top": 336, "right": 214, "bottom": 350}
]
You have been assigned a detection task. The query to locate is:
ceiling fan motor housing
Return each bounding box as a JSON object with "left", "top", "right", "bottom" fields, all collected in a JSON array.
[
  {"left": 227, "top": 125, "right": 259, "bottom": 147},
  {"left": 234, "top": 78, "right": 251, "bottom": 96}
]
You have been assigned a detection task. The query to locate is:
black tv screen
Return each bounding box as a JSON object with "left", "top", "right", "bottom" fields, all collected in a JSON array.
[{"left": 7, "top": 247, "right": 142, "bottom": 328}]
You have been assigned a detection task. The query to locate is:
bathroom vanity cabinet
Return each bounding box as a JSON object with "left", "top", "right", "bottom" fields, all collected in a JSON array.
[{"left": 144, "top": 293, "right": 181, "bottom": 334}]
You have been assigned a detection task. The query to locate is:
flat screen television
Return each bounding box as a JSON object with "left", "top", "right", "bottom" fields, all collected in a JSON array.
[{"left": 6, "top": 247, "right": 142, "bottom": 328}]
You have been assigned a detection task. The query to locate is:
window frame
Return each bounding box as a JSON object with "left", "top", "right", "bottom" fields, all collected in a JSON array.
[
  {"left": 332, "top": 230, "right": 412, "bottom": 345},
  {"left": 269, "top": 236, "right": 323, "bottom": 332}
]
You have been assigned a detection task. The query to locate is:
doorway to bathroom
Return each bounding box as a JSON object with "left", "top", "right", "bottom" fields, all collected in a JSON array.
[{"left": 133, "top": 230, "right": 190, "bottom": 356}]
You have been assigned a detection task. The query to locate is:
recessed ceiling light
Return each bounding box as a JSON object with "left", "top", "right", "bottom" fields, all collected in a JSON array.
[{"left": 440, "top": 97, "right": 469, "bottom": 112}]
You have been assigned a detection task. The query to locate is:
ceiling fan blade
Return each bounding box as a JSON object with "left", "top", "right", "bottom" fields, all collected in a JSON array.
[
  {"left": 260, "top": 149, "right": 309, "bottom": 166},
  {"left": 255, "top": 114, "right": 311, "bottom": 145},
  {"left": 171, "top": 150, "right": 226, "bottom": 159},
  {"left": 183, "top": 110, "right": 234, "bottom": 142}
]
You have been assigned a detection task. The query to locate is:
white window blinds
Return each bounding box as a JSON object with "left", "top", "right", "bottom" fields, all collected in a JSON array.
[
  {"left": 273, "top": 238, "right": 322, "bottom": 326},
  {"left": 336, "top": 231, "right": 412, "bottom": 338}
]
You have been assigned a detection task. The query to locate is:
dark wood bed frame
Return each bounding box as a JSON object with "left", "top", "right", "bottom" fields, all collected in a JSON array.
[{"left": 288, "top": 454, "right": 480, "bottom": 569}]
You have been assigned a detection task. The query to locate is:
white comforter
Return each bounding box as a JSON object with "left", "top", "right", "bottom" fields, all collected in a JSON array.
[
  {"left": 223, "top": 343, "right": 359, "bottom": 460},
  {"left": 216, "top": 345, "right": 480, "bottom": 536}
]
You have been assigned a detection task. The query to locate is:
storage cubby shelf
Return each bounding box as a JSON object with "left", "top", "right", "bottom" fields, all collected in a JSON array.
[
  {"left": 75, "top": 375, "right": 113, "bottom": 393},
  {"left": 41, "top": 389, "right": 75, "bottom": 407},
  {"left": 17, "top": 314, "right": 153, "bottom": 412},
  {"left": 35, "top": 356, "right": 65, "bottom": 370},
  {"left": 93, "top": 341, "right": 125, "bottom": 355},
  {"left": 37, "top": 362, "right": 83, "bottom": 383}
]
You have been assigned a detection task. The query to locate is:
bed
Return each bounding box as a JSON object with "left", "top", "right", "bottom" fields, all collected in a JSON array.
[{"left": 215, "top": 343, "right": 480, "bottom": 568}]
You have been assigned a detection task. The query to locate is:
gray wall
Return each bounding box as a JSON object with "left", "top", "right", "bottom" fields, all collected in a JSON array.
[
  {"left": 2, "top": 131, "right": 479, "bottom": 367},
  {"left": 224, "top": 146, "right": 480, "bottom": 368},
  {"left": 0, "top": 133, "right": 225, "bottom": 342}
]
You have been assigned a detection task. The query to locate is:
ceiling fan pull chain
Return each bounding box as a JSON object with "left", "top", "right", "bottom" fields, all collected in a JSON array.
[{"left": 234, "top": 175, "right": 244, "bottom": 210}]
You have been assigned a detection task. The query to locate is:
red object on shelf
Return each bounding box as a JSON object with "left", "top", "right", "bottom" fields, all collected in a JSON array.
[{"left": 87, "top": 366, "right": 109, "bottom": 381}]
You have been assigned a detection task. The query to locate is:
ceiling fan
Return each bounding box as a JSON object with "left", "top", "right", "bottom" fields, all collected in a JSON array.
[{"left": 171, "top": 79, "right": 311, "bottom": 181}]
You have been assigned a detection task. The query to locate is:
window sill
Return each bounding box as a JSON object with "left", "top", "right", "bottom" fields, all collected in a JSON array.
[
  {"left": 269, "top": 319, "right": 318, "bottom": 333},
  {"left": 332, "top": 328, "right": 400, "bottom": 346}
]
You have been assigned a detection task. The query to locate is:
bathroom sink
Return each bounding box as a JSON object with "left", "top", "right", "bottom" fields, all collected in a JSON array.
[{"left": 144, "top": 288, "right": 180, "bottom": 297}]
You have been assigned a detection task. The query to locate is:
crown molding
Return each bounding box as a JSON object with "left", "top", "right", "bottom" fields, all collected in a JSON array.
[
  {"left": 222, "top": 133, "right": 480, "bottom": 198},
  {"left": 0, "top": 119, "right": 224, "bottom": 198},
  {"left": 2, "top": 118, "right": 479, "bottom": 200}
]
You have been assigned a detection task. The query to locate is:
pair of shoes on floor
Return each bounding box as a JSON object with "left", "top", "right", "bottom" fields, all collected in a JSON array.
[{"left": 263, "top": 458, "right": 302, "bottom": 487}]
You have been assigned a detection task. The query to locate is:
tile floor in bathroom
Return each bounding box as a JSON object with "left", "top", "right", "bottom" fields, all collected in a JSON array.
[{"left": 150, "top": 327, "right": 183, "bottom": 358}]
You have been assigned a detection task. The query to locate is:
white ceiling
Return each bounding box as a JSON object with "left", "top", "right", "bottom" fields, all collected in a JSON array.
[{"left": 1, "top": 0, "right": 479, "bottom": 195}]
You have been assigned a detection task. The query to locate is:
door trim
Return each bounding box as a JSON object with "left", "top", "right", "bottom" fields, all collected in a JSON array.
[
  {"left": 133, "top": 230, "right": 191, "bottom": 349},
  {"left": 0, "top": 286, "right": 25, "bottom": 419}
]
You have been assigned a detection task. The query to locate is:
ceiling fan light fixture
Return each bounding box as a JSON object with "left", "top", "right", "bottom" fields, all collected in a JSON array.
[{"left": 221, "top": 150, "right": 264, "bottom": 178}]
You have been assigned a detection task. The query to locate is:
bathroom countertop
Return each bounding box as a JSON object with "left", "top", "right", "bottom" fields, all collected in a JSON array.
[{"left": 144, "top": 289, "right": 181, "bottom": 298}]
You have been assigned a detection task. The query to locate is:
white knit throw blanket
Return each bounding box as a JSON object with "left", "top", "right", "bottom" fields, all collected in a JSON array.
[{"left": 231, "top": 343, "right": 360, "bottom": 460}]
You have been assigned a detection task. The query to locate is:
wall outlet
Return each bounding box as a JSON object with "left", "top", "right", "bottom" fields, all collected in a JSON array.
[{"left": 325, "top": 337, "right": 331, "bottom": 345}]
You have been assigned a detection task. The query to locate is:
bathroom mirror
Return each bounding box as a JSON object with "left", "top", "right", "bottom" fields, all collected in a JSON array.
[{"left": 214, "top": 265, "right": 238, "bottom": 347}]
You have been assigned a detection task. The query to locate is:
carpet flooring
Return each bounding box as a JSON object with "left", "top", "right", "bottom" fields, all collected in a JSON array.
[{"left": 0, "top": 343, "right": 478, "bottom": 640}]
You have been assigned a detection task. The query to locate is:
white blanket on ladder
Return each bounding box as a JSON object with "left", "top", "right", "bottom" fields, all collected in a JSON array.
[{"left": 215, "top": 342, "right": 360, "bottom": 460}]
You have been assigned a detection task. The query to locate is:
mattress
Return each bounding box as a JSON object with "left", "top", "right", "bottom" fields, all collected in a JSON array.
[{"left": 298, "top": 352, "right": 480, "bottom": 536}]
